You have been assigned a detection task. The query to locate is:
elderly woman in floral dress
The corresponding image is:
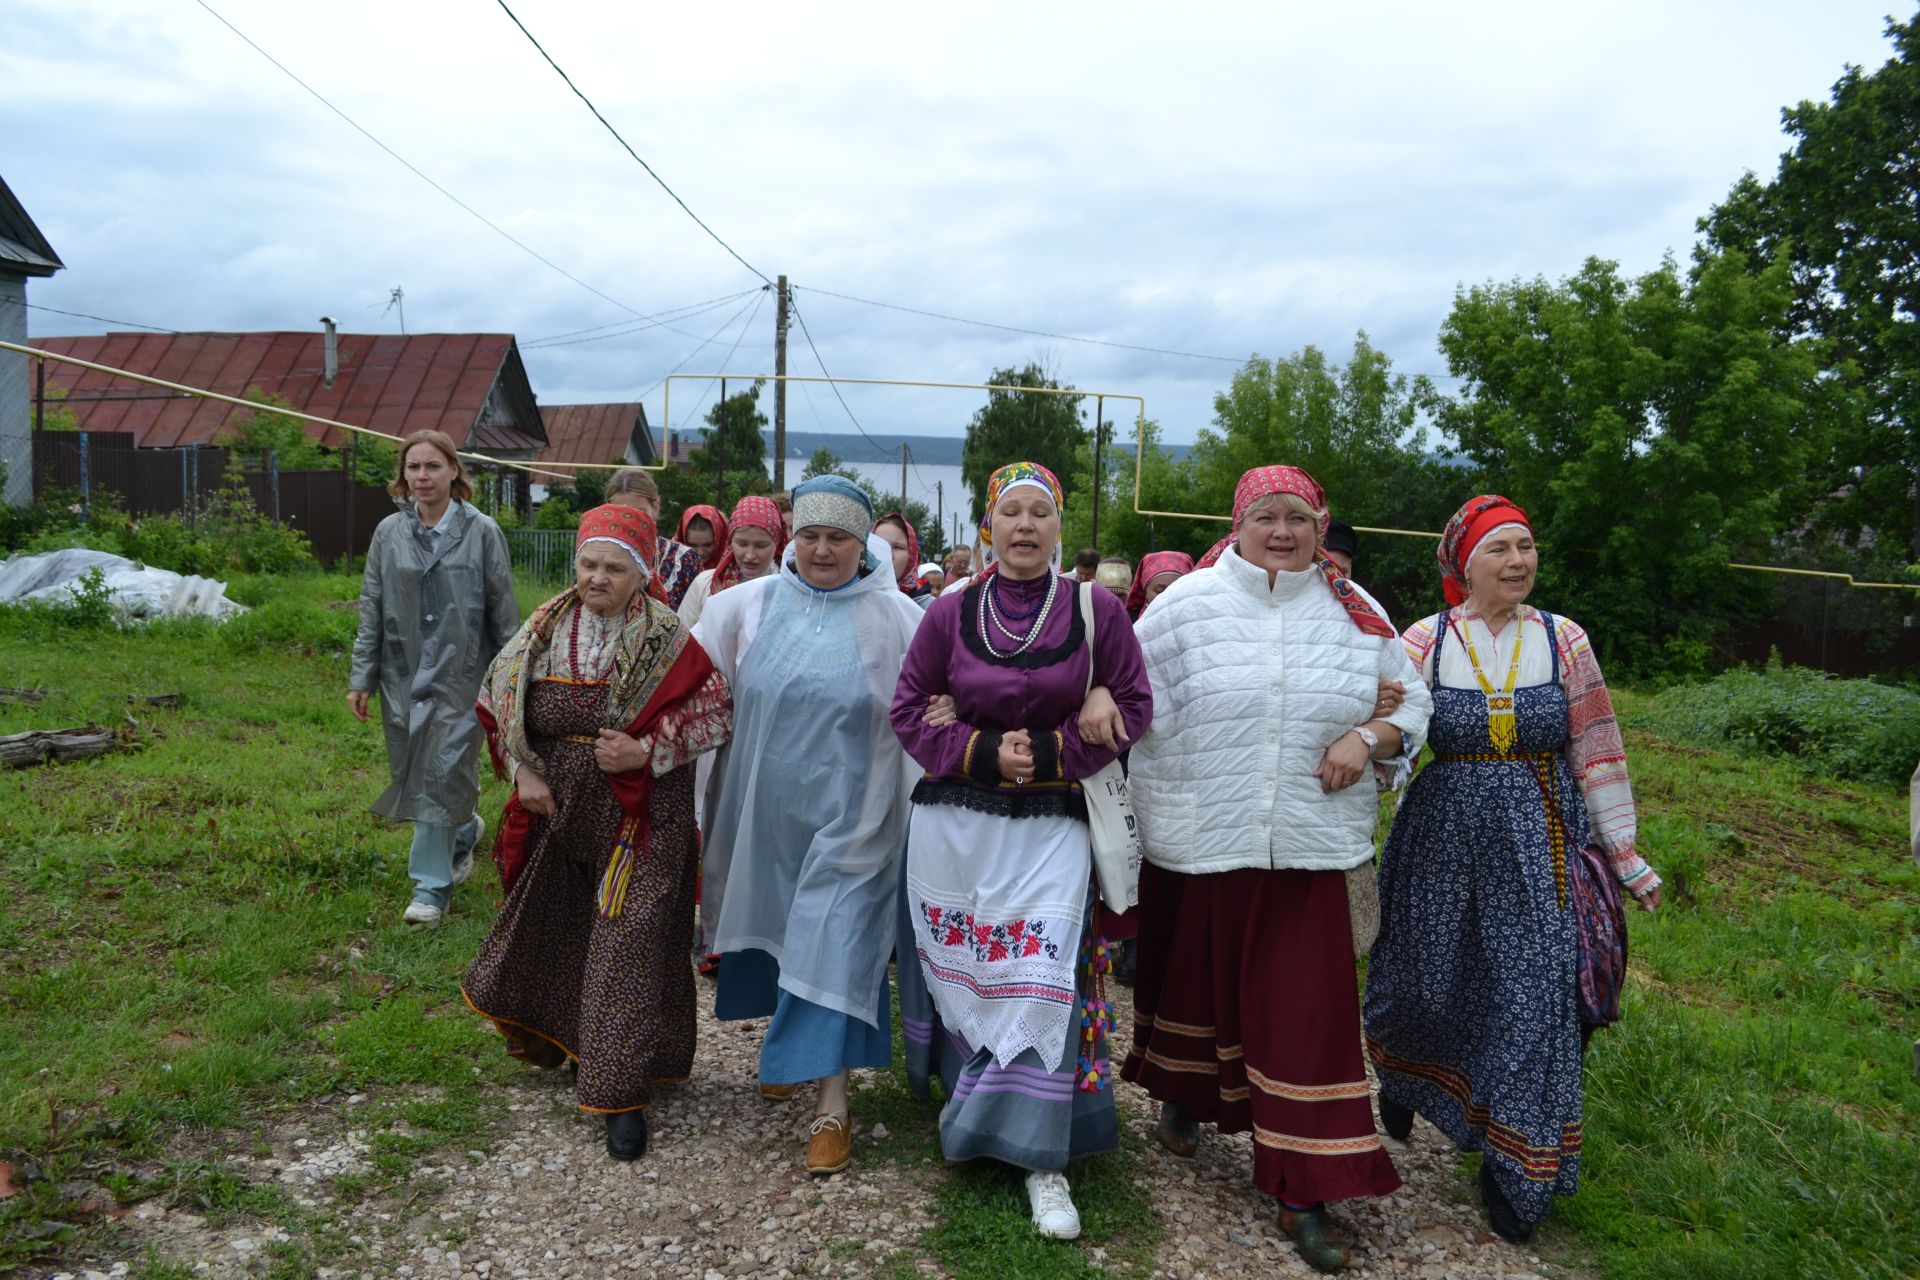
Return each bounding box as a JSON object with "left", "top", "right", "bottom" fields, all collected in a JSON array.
[
  {"left": 464, "top": 505, "right": 732, "bottom": 1161},
  {"left": 1364, "top": 495, "right": 1660, "bottom": 1243},
  {"left": 1124, "top": 466, "right": 1431, "bottom": 1273}
]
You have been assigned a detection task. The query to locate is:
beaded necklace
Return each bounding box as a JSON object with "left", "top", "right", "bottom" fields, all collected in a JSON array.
[
  {"left": 1456, "top": 607, "right": 1524, "bottom": 753},
  {"left": 564, "top": 603, "right": 620, "bottom": 711},
  {"left": 978, "top": 571, "right": 1059, "bottom": 659}
]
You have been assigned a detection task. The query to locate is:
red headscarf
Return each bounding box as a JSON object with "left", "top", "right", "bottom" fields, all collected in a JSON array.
[
  {"left": 576, "top": 503, "right": 667, "bottom": 603},
  {"left": 674, "top": 504, "right": 730, "bottom": 570},
  {"left": 1126, "top": 550, "right": 1194, "bottom": 619},
  {"left": 875, "top": 511, "right": 921, "bottom": 594},
  {"left": 1438, "top": 494, "right": 1532, "bottom": 608},
  {"left": 709, "top": 495, "right": 787, "bottom": 594},
  {"left": 1223, "top": 465, "right": 1394, "bottom": 638}
]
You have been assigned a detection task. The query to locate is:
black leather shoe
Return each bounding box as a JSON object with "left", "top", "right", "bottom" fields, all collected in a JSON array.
[
  {"left": 1480, "top": 1161, "right": 1533, "bottom": 1243},
  {"left": 606, "top": 1109, "right": 648, "bottom": 1161},
  {"left": 1379, "top": 1097, "right": 1414, "bottom": 1141}
]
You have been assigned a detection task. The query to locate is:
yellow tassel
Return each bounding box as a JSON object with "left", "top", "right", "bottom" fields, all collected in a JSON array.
[{"left": 1486, "top": 696, "right": 1518, "bottom": 754}]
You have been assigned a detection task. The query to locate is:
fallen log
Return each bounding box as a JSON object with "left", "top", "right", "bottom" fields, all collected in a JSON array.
[
  {"left": 0, "top": 687, "right": 48, "bottom": 705},
  {"left": 0, "top": 725, "right": 123, "bottom": 768}
]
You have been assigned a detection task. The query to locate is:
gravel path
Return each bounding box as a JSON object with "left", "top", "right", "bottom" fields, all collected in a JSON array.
[{"left": 59, "top": 966, "right": 1588, "bottom": 1280}]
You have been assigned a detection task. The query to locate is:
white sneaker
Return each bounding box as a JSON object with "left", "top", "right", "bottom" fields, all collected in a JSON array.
[
  {"left": 450, "top": 815, "right": 484, "bottom": 888},
  {"left": 1025, "top": 1170, "right": 1081, "bottom": 1240},
  {"left": 402, "top": 901, "right": 443, "bottom": 929}
]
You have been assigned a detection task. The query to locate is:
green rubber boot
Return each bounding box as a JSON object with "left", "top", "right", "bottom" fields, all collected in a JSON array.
[{"left": 1277, "top": 1203, "right": 1350, "bottom": 1274}]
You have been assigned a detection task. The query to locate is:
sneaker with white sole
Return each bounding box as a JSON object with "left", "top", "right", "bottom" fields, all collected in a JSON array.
[
  {"left": 449, "top": 814, "right": 485, "bottom": 888},
  {"left": 402, "top": 901, "right": 444, "bottom": 929},
  {"left": 1025, "top": 1170, "right": 1081, "bottom": 1240}
]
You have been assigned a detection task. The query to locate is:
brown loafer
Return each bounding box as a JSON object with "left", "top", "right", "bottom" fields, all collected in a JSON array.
[
  {"left": 760, "top": 1082, "right": 802, "bottom": 1101},
  {"left": 805, "top": 1113, "right": 851, "bottom": 1175}
]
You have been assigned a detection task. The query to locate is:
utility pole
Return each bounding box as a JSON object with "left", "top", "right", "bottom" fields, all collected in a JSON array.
[
  {"left": 935, "top": 481, "right": 943, "bottom": 555},
  {"left": 1090, "top": 395, "right": 1105, "bottom": 548},
  {"left": 773, "top": 276, "right": 788, "bottom": 490},
  {"left": 716, "top": 376, "right": 727, "bottom": 511},
  {"left": 900, "top": 443, "right": 909, "bottom": 507}
]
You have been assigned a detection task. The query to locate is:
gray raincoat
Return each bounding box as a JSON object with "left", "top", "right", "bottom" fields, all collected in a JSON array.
[{"left": 350, "top": 501, "right": 519, "bottom": 827}]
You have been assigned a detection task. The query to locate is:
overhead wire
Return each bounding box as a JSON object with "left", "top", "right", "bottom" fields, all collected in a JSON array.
[
  {"left": 2, "top": 298, "right": 178, "bottom": 333},
  {"left": 671, "top": 289, "right": 768, "bottom": 433},
  {"left": 634, "top": 290, "right": 767, "bottom": 404},
  {"left": 521, "top": 291, "right": 762, "bottom": 350},
  {"left": 189, "top": 0, "right": 735, "bottom": 339},
  {"left": 523, "top": 289, "right": 761, "bottom": 346},
  {"left": 490, "top": 0, "right": 771, "bottom": 285}
]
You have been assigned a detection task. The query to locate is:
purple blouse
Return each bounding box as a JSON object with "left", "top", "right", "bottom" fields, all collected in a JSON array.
[{"left": 890, "top": 571, "right": 1152, "bottom": 814}]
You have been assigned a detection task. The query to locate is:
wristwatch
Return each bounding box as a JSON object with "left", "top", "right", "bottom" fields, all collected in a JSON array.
[{"left": 1351, "top": 725, "right": 1379, "bottom": 753}]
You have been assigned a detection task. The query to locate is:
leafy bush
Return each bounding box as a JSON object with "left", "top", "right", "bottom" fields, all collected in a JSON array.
[
  {"left": 5, "top": 469, "right": 315, "bottom": 576},
  {"left": 1639, "top": 656, "right": 1920, "bottom": 788}
]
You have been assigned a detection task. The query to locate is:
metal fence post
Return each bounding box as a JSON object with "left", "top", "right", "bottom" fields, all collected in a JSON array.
[
  {"left": 270, "top": 448, "right": 281, "bottom": 522},
  {"left": 78, "top": 430, "right": 90, "bottom": 518},
  {"left": 180, "top": 447, "right": 189, "bottom": 516}
]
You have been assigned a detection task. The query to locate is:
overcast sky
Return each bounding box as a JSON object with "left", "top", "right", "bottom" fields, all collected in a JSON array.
[{"left": 3, "top": 0, "right": 1906, "bottom": 445}]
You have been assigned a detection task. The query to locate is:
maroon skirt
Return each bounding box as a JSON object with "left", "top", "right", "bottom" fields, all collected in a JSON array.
[{"left": 1121, "top": 861, "right": 1400, "bottom": 1204}]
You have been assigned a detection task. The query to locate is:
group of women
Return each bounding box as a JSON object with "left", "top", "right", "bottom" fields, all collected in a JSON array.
[{"left": 350, "top": 430, "right": 1658, "bottom": 1271}]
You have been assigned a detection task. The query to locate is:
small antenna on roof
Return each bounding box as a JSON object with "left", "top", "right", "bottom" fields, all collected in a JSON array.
[{"left": 381, "top": 286, "right": 406, "bottom": 334}]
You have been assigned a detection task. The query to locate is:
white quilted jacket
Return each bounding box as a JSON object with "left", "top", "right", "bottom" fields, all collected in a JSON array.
[{"left": 1130, "top": 545, "right": 1432, "bottom": 874}]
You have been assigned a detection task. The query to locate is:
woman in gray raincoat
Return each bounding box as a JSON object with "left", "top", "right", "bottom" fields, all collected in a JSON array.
[{"left": 349, "top": 430, "right": 519, "bottom": 928}]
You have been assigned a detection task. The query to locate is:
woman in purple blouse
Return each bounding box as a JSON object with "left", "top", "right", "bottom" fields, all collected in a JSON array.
[{"left": 889, "top": 461, "right": 1152, "bottom": 1241}]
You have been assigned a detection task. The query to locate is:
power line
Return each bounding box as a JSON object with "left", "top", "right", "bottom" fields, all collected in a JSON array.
[
  {"left": 522, "top": 291, "right": 763, "bottom": 349},
  {"left": 190, "top": 0, "right": 722, "bottom": 333},
  {"left": 664, "top": 290, "right": 768, "bottom": 431},
  {"left": 1, "top": 298, "right": 177, "bottom": 333},
  {"left": 789, "top": 298, "right": 919, "bottom": 490},
  {"left": 523, "top": 289, "right": 760, "bottom": 346},
  {"left": 796, "top": 284, "right": 1247, "bottom": 364},
  {"left": 490, "top": 0, "right": 771, "bottom": 285},
  {"left": 635, "top": 291, "right": 767, "bottom": 402}
]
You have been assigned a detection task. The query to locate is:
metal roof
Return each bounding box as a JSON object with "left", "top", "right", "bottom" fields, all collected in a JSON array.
[
  {"left": 0, "top": 174, "right": 63, "bottom": 278},
  {"left": 536, "top": 403, "right": 655, "bottom": 469},
  {"left": 27, "top": 331, "right": 547, "bottom": 452}
]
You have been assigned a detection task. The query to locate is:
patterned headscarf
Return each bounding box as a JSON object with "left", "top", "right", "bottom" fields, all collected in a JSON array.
[
  {"left": 1226, "top": 465, "right": 1393, "bottom": 638},
  {"left": 576, "top": 504, "right": 666, "bottom": 603},
  {"left": 709, "top": 495, "right": 788, "bottom": 594},
  {"left": 674, "top": 503, "right": 730, "bottom": 570},
  {"left": 1438, "top": 494, "right": 1532, "bottom": 608},
  {"left": 792, "top": 475, "right": 875, "bottom": 541},
  {"left": 874, "top": 511, "right": 921, "bottom": 593},
  {"left": 1125, "top": 550, "right": 1194, "bottom": 619},
  {"left": 577, "top": 503, "right": 656, "bottom": 576},
  {"left": 978, "top": 461, "right": 1064, "bottom": 569}
]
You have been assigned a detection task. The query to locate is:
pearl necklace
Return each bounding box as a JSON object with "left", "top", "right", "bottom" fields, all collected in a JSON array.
[{"left": 978, "top": 572, "right": 1059, "bottom": 659}]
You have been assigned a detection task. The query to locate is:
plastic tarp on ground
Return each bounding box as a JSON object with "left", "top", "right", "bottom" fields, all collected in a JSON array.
[{"left": 0, "top": 549, "right": 246, "bottom": 622}]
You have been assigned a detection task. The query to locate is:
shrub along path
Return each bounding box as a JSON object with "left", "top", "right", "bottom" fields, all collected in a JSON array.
[{"left": 0, "top": 574, "right": 1912, "bottom": 1278}]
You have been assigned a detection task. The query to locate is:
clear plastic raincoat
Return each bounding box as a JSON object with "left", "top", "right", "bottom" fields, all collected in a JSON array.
[{"left": 693, "top": 535, "right": 924, "bottom": 1024}]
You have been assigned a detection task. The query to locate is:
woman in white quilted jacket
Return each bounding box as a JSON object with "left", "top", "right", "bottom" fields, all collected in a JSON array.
[{"left": 1121, "top": 465, "right": 1432, "bottom": 1274}]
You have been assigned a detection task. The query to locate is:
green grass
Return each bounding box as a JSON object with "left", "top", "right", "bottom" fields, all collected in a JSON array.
[
  {"left": 1560, "top": 691, "right": 1918, "bottom": 1280},
  {"left": 0, "top": 570, "right": 520, "bottom": 1271},
  {"left": 2, "top": 574, "right": 1914, "bottom": 1277}
]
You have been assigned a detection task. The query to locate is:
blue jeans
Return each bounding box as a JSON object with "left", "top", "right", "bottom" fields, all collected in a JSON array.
[{"left": 408, "top": 815, "right": 481, "bottom": 909}]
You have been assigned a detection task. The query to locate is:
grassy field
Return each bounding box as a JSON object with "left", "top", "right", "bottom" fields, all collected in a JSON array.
[{"left": 0, "top": 570, "right": 1915, "bottom": 1277}]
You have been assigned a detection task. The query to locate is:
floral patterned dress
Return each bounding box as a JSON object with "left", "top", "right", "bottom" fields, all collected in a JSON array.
[{"left": 1363, "top": 610, "right": 1589, "bottom": 1226}]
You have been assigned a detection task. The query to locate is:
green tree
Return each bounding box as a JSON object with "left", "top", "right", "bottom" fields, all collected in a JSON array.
[
  {"left": 1183, "top": 336, "right": 1456, "bottom": 623},
  {"left": 960, "top": 363, "right": 1088, "bottom": 517},
  {"left": 1429, "top": 252, "right": 1831, "bottom": 674},
  {"left": 1698, "top": 13, "right": 1918, "bottom": 558},
  {"left": 1060, "top": 416, "right": 1208, "bottom": 563},
  {"left": 656, "top": 384, "right": 774, "bottom": 524},
  {"left": 221, "top": 390, "right": 330, "bottom": 470}
]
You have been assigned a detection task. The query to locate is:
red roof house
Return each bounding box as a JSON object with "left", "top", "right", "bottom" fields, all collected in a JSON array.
[
  {"left": 28, "top": 330, "right": 548, "bottom": 457},
  {"left": 536, "top": 402, "right": 656, "bottom": 470}
]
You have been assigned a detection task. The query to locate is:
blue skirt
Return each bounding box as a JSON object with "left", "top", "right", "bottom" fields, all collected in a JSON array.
[{"left": 715, "top": 948, "right": 892, "bottom": 1084}]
